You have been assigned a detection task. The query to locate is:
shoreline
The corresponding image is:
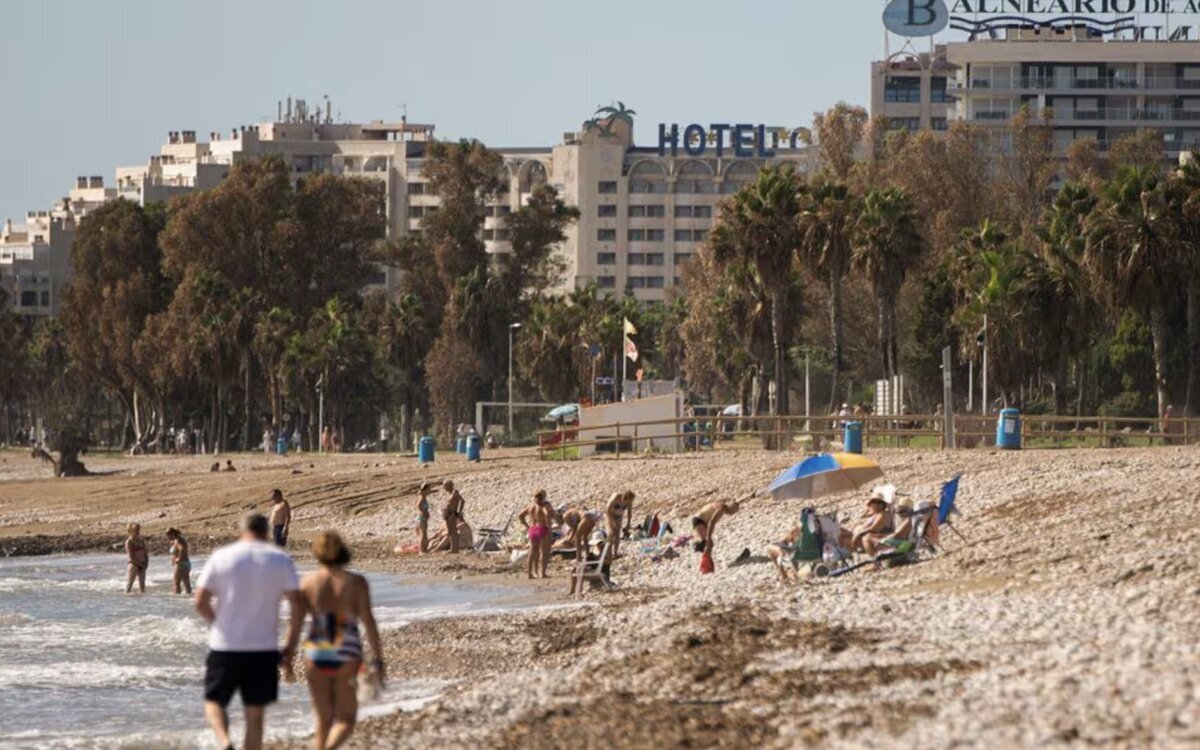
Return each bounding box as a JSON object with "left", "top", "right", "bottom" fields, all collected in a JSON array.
[{"left": 2, "top": 447, "right": 1198, "bottom": 748}]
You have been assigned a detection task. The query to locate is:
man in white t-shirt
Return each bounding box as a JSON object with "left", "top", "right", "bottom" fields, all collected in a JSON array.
[{"left": 195, "top": 513, "right": 304, "bottom": 750}]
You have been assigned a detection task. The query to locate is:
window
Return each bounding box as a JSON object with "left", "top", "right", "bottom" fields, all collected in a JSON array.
[
  {"left": 694, "top": 205, "right": 713, "bottom": 218},
  {"left": 497, "top": 205, "right": 512, "bottom": 216},
  {"left": 930, "top": 77, "right": 949, "bottom": 103},
  {"left": 598, "top": 205, "right": 617, "bottom": 218},
  {"left": 932, "top": 117, "right": 948, "bottom": 131},
  {"left": 409, "top": 206, "right": 425, "bottom": 218},
  {"left": 407, "top": 182, "right": 425, "bottom": 195},
  {"left": 695, "top": 230, "right": 709, "bottom": 242},
  {"left": 628, "top": 205, "right": 646, "bottom": 218},
  {"left": 39, "top": 291, "right": 49, "bottom": 307},
  {"left": 628, "top": 253, "right": 646, "bottom": 265},
  {"left": 628, "top": 229, "right": 646, "bottom": 241},
  {"left": 598, "top": 228, "right": 616, "bottom": 241},
  {"left": 598, "top": 181, "right": 618, "bottom": 194},
  {"left": 884, "top": 76, "right": 921, "bottom": 103},
  {"left": 495, "top": 229, "right": 510, "bottom": 241},
  {"left": 674, "top": 252, "right": 693, "bottom": 264},
  {"left": 598, "top": 276, "right": 617, "bottom": 289},
  {"left": 482, "top": 229, "right": 495, "bottom": 240},
  {"left": 20, "top": 291, "right": 37, "bottom": 307},
  {"left": 630, "top": 180, "right": 667, "bottom": 194},
  {"left": 646, "top": 276, "right": 665, "bottom": 289},
  {"left": 645, "top": 253, "right": 665, "bottom": 266},
  {"left": 674, "top": 229, "right": 692, "bottom": 242},
  {"left": 889, "top": 117, "right": 922, "bottom": 132},
  {"left": 646, "top": 205, "right": 665, "bottom": 218},
  {"left": 675, "top": 205, "right": 694, "bottom": 218},
  {"left": 597, "top": 252, "right": 617, "bottom": 265},
  {"left": 646, "top": 229, "right": 665, "bottom": 242},
  {"left": 628, "top": 276, "right": 647, "bottom": 289}
]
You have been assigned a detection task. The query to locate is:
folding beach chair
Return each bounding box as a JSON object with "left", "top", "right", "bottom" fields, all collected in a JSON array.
[
  {"left": 575, "top": 535, "right": 614, "bottom": 596},
  {"left": 937, "top": 475, "right": 968, "bottom": 545},
  {"left": 474, "top": 510, "right": 516, "bottom": 552}
]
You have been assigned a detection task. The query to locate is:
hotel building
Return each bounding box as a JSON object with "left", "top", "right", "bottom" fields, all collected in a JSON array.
[
  {"left": 4, "top": 99, "right": 818, "bottom": 314},
  {"left": 872, "top": 27, "right": 1200, "bottom": 156}
]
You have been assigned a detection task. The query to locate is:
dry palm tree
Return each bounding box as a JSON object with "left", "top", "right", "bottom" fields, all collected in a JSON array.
[
  {"left": 1085, "top": 166, "right": 1183, "bottom": 420},
  {"left": 710, "top": 166, "right": 804, "bottom": 416},
  {"left": 853, "top": 187, "right": 926, "bottom": 380}
]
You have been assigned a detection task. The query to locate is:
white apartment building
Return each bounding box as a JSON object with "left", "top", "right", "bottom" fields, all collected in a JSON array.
[
  {"left": 873, "top": 28, "right": 1200, "bottom": 156},
  {"left": 5, "top": 99, "right": 818, "bottom": 313}
]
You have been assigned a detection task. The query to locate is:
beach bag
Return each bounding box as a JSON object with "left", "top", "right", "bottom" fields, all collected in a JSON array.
[{"left": 700, "top": 551, "right": 715, "bottom": 574}]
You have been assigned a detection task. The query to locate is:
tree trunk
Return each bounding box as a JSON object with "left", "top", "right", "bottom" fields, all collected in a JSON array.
[
  {"left": 876, "top": 297, "right": 889, "bottom": 380},
  {"left": 1150, "top": 305, "right": 1169, "bottom": 420},
  {"left": 242, "top": 355, "right": 251, "bottom": 452},
  {"left": 828, "top": 271, "right": 844, "bottom": 411},
  {"left": 1187, "top": 275, "right": 1200, "bottom": 416},
  {"left": 1054, "top": 339, "right": 1070, "bottom": 416},
  {"left": 770, "top": 290, "right": 789, "bottom": 417}
]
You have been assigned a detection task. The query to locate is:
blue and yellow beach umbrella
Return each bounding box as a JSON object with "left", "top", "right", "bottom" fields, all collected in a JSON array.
[{"left": 766, "top": 452, "right": 884, "bottom": 502}]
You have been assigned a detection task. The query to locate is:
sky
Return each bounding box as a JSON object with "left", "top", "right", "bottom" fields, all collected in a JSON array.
[{"left": 0, "top": 0, "right": 901, "bottom": 222}]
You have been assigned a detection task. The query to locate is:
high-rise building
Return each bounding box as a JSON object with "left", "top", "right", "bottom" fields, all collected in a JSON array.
[
  {"left": 5, "top": 100, "right": 818, "bottom": 314},
  {"left": 872, "top": 27, "right": 1200, "bottom": 157}
]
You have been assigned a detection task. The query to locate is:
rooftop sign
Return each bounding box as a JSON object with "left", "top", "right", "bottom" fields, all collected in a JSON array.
[{"left": 884, "top": 0, "right": 1200, "bottom": 40}]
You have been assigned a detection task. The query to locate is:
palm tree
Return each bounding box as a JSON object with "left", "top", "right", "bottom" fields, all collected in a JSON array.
[
  {"left": 1173, "top": 153, "right": 1200, "bottom": 415},
  {"left": 710, "top": 166, "right": 804, "bottom": 416},
  {"left": 1085, "top": 166, "right": 1183, "bottom": 420},
  {"left": 798, "top": 180, "right": 857, "bottom": 409},
  {"left": 853, "top": 187, "right": 926, "bottom": 381},
  {"left": 1035, "top": 182, "right": 1098, "bottom": 414}
]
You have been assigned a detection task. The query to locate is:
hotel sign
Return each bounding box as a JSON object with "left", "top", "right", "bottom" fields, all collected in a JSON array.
[
  {"left": 657, "top": 124, "right": 810, "bottom": 158},
  {"left": 885, "top": 0, "right": 1200, "bottom": 39}
]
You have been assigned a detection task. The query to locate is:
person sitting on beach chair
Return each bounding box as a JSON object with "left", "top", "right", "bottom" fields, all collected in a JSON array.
[
  {"left": 870, "top": 498, "right": 939, "bottom": 558},
  {"left": 839, "top": 488, "right": 893, "bottom": 554},
  {"left": 568, "top": 530, "right": 614, "bottom": 596}
]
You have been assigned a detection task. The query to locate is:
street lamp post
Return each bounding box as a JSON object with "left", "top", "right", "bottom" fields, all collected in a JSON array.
[{"left": 508, "top": 322, "right": 522, "bottom": 439}]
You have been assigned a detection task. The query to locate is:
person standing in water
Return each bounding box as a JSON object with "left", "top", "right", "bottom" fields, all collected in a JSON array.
[
  {"left": 441, "top": 480, "right": 465, "bottom": 554},
  {"left": 518, "top": 490, "right": 554, "bottom": 579},
  {"left": 125, "top": 523, "right": 148, "bottom": 594},
  {"left": 297, "top": 531, "right": 384, "bottom": 750},
  {"left": 166, "top": 528, "right": 192, "bottom": 595},
  {"left": 269, "top": 490, "right": 291, "bottom": 548},
  {"left": 415, "top": 482, "right": 433, "bottom": 554},
  {"left": 195, "top": 513, "right": 303, "bottom": 750}
]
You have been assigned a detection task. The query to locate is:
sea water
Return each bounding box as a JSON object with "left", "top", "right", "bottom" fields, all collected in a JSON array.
[{"left": 0, "top": 554, "right": 529, "bottom": 749}]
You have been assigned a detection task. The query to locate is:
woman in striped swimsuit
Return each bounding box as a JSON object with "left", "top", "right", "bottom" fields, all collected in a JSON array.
[{"left": 300, "top": 531, "right": 384, "bottom": 750}]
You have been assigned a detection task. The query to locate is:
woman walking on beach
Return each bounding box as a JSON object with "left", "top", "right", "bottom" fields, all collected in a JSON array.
[
  {"left": 166, "top": 528, "right": 192, "bottom": 595},
  {"left": 415, "top": 482, "right": 433, "bottom": 554},
  {"left": 298, "top": 531, "right": 385, "bottom": 750},
  {"left": 124, "top": 523, "right": 149, "bottom": 593}
]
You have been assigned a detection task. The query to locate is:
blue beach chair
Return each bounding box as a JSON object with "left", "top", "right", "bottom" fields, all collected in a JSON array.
[{"left": 937, "top": 474, "right": 968, "bottom": 545}]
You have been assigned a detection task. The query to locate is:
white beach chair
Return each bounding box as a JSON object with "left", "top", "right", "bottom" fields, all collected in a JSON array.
[
  {"left": 574, "top": 536, "right": 614, "bottom": 597},
  {"left": 474, "top": 510, "right": 516, "bottom": 552}
]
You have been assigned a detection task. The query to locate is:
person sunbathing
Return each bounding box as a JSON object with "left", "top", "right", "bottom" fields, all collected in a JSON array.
[
  {"left": 870, "top": 498, "right": 939, "bottom": 556},
  {"left": 839, "top": 490, "right": 893, "bottom": 554},
  {"left": 425, "top": 520, "right": 473, "bottom": 552},
  {"left": 691, "top": 499, "right": 741, "bottom": 572},
  {"left": 765, "top": 524, "right": 803, "bottom": 583}
]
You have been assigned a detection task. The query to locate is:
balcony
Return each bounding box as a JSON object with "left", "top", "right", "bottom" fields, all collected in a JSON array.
[
  {"left": 1057, "top": 107, "right": 1200, "bottom": 123},
  {"left": 956, "top": 75, "right": 1200, "bottom": 93}
]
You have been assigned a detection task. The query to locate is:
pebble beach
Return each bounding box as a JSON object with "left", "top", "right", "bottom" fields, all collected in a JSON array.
[{"left": 1, "top": 446, "right": 1197, "bottom": 748}]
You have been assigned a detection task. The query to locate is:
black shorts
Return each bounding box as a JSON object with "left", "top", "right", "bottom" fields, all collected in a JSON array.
[
  {"left": 273, "top": 525, "right": 287, "bottom": 547},
  {"left": 204, "top": 650, "right": 280, "bottom": 707}
]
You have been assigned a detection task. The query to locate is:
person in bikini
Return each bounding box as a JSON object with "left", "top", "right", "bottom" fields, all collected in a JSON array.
[
  {"left": 557, "top": 506, "right": 601, "bottom": 559},
  {"left": 765, "top": 523, "right": 803, "bottom": 584},
  {"left": 166, "top": 527, "right": 192, "bottom": 595},
  {"left": 691, "top": 499, "right": 742, "bottom": 569},
  {"left": 838, "top": 489, "right": 893, "bottom": 554},
  {"left": 125, "top": 522, "right": 148, "bottom": 593},
  {"left": 604, "top": 490, "right": 634, "bottom": 558},
  {"left": 441, "top": 480, "right": 465, "bottom": 554},
  {"left": 296, "top": 531, "right": 384, "bottom": 750},
  {"left": 415, "top": 482, "right": 433, "bottom": 554},
  {"left": 519, "top": 490, "right": 555, "bottom": 579},
  {"left": 269, "top": 490, "right": 291, "bottom": 548}
]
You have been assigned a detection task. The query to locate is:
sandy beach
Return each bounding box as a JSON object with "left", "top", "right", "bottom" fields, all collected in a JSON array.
[{"left": 1, "top": 445, "right": 1197, "bottom": 749}]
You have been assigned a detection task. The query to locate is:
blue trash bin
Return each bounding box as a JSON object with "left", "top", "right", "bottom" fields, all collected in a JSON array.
[
  {"left": 844, "top": 422, "right": 864, "bottom": 454},
  {"left": 466, "top": 435, "right": 482, "bottom": 462},
  {"left": 275, "top": 437, "right": 288, "bottom": 456},
  {"left": 997, "top": 408, "right": 1022, "bottom": 450},
  {"left": 418, "top": 436, "right": 436, "bottom": 463},
  {"left": 455, "top": 437, "right": 466, "bottom": 454}
]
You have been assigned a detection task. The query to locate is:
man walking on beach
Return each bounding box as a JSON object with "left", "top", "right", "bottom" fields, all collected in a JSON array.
[
  {"left": 269, "top": 490, "right": 291, "bottom": 547},
  {"left": 195, "top": 513, "right": 303, "bottom": 750}
]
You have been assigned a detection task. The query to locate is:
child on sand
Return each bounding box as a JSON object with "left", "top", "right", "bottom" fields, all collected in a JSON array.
[
  {"left": 415, "top": 482, "right": 433, "bottom": 554},
  {"left": 125, "top": 523, "right": 148, "bottom": 593},
  {"left": 519, "top": 490, "right": 555, "bottom": 579}
]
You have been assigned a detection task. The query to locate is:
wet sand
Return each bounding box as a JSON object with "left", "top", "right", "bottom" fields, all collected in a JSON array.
[{"left": 1, "top": 446, "right": 1198, "bottom": 748}]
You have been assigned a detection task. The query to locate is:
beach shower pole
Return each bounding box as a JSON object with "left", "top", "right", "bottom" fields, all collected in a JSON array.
[
  {"left": 805, "top": 352, "right": 811, "bottom": 433},
  {"left": 982, "top": 314, "right": 989, "bottom": 417}
]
